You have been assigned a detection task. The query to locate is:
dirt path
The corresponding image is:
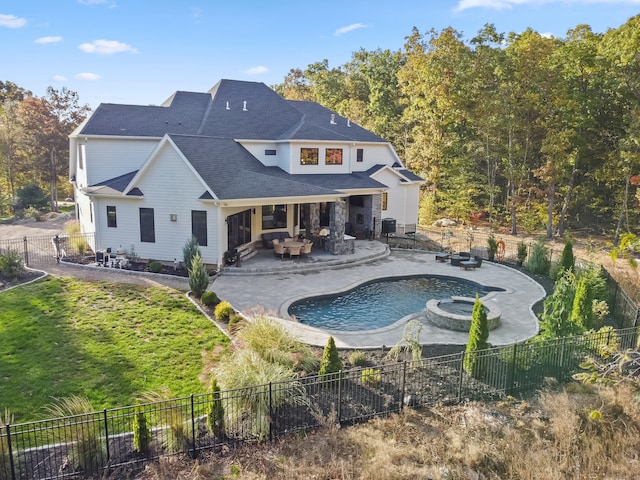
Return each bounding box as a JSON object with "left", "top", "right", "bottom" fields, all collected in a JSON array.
[{"left": 0, "top": 214, "right": 71, "bottom": 241}]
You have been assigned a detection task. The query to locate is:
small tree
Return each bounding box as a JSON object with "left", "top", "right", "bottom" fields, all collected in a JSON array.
[
  {"left": 517, "top": 241, "right": 528, "bottom": 266},
  {"left": 558, "top": 236, "right": 575, "bottom": 275},
  {"left": 487, "top": 234, "right": 498, "bottom": 261},
  {"left": 182, "top": 237, "right": 201, "bottom": 274},
  {"left": 188, "top": 253, "right": 209, "bottom": 298},
  {"left": 16, "top": 183, "right": 49, "bottom": 211},
  {"left": 463, "top": 296, "right": 489, "bottom": 378},
  {"left": 539, "top": 270, "right": 581, "bottom": 338},
  {"left": 132, "top": 408, "right": 151, "bottom": 454},
  {"left": 570, "top": 274, "right": 593, "bottom": 330},
  {"left": 319, "top": 336, "right": 342, "bottom": 376},
  {"left": 526, "top": 238, "right": 551, "bottom": 275},
  {"left": 206, "top": 376, "right": 225, "bottom": 438}
]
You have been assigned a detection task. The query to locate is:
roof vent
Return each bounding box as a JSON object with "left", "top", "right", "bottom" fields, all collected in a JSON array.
[
  {"left": 330, "top": 114, "right": 336, "bottom": 125},
  {"left": 226, "top": 101, "right": 230, "bottom": 110},
  {"left": 243, "top": 100, "right": 247, "bottom": 111}
]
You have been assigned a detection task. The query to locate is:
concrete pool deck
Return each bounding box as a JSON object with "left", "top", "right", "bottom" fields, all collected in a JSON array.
[{"left": 211, "top": 241, "right": 545, "bottom": 349}]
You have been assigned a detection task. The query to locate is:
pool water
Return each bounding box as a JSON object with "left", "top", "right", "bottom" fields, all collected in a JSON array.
[{"left": 289, "top": 275, "right": 496, "bottom": 331}]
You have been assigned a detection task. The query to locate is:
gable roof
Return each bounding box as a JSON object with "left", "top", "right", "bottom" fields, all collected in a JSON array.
[{"left": 79, "top": 79, "right": 387, "bottom": 143}]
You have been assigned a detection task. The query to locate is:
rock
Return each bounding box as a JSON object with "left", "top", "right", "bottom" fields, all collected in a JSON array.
[{"left": 433, "top": 218, "right": 457, "bottom": 227}]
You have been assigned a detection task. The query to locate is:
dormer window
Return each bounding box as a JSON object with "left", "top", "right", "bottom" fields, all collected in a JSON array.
[
  {"left": 325, "top": 148, "right": 343, "bottom": 165},
  {"left": 300, "top": 148, "right": 318, "bottom": 165}
]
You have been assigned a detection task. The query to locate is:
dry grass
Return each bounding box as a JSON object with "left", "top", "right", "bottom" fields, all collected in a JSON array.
[{"left": 127, "top": 382, "right": 640, "bottom": 480}]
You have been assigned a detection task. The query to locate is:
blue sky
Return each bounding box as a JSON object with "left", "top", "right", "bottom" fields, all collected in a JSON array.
[{"left": 1, "top": 0, "right": 639, "bottom": 110}]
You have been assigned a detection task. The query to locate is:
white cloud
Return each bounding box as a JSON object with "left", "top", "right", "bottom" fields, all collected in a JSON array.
[
  {"left": 35, "top": 36, "right": 63, "bottom": 44},
  {"left": 455, "top": 0, "right": 640, "bottom": 11},
  {"left": 335, "top": 23, "right": 367, "bottom": 36},
  {"left": 78, "top": 39, "right": 138, "bottom": 55},
  {"left": 0, "top": 14, "right": 27, "bottom": 28},
  {"left": 75, "top": 72, "right": 101, "bottom": 80},
  {"left": 242, "top": 66, "right": 268, "bottom": 75},
  {"left": 52, "top": 75, "right": 67, "bottom": 82}
]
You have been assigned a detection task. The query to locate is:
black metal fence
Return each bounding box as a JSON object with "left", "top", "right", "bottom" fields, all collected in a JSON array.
[
  {"left": 0, "top": 232, "right": 95, "bottom": 267},
  {"left": 1, "top": 327, "right": 637, "bottom": 480}
]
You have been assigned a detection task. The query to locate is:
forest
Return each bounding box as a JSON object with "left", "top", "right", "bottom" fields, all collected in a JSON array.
[{"left": 1, "top": 16, "right": 639, "bottom": 241}]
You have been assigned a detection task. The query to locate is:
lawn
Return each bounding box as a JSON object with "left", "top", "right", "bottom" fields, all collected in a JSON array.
[{"left": 0, "top": 276, "right": 229, "bottom": 423}]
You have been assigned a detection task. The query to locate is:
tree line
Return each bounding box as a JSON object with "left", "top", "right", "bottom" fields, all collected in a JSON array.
[
  {"left": 274, "top": 17, "right": 640, "bottom": 241},
  {"left": 0, "top": 81, "right": 90, "bottom": 216}
]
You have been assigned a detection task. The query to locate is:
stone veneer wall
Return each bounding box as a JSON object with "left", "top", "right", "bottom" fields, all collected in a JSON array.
[{"left": 327, "top": 200, "right": 353, "bottom": 255}]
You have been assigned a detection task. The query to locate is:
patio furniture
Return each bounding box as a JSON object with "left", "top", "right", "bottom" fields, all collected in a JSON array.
[
  {"left": 274, "top": 242, "right": 287, "bottom": 259},
  {"left": 301, "top": 241, "right": 313, "bottom": 257},
  {"left": 435, "top": 252, "right": 449, "bottom": 262},
  {"left": 460, "top": 260, "right": 478, "bottom": 270},
  {"left": 261, "top": 232, "right": 292, "bottom": 249},
  {"left": 450, "top": 255, "right": 463, "bottom": 267},
  {"left": 287, "top": 244, "right": 302, "bottom": 260}
]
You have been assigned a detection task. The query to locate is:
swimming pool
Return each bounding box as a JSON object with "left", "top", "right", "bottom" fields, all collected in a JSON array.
[{"left": 288, "top": 275, "right": 502, "bottom": 331}]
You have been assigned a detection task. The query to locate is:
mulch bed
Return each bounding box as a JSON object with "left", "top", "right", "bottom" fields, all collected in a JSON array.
[{"left": 0, "top": 269, "right": 46, "bottom": 292}]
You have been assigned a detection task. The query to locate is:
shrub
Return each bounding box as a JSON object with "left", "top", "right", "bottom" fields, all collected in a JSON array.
[
  {"left": 487, "top": 234, "right": 498, "bottom": 261},
  {"left": 525, "top": 238, "right": 551, "bottom": 275},
  {"left": 71, "top": 236, "right": 89, "bottom": 256},
  {"left": 540, "top": 270, "right": 582, "bottom": 338},
  {"left": 182, "top": 236, "right": 201, "bottom": 274},
  {"left": 236, "top": 316, "right": 317, "bottom": 372},
  {"left": 188, "top": 253, "right": 209, "bottom": 298},
  {"left": 361, "top": 368, "right": 381, "bottom": 386},
  {"left": 44, "top": 396, "right": 106, "bottom": 472},
  {"left": 206, "top": 376, "right": 225, "bottom": 437},
  {"left": 23, "top": 206, "right": 42, "bottom": 220},
  {"left": 64, "top": 220, "right": 80, "bottom": 234},
  {"left": 0, "top": 249, "right": 25, "bottom": 280},
  {"left": 228, "top": 314, "right": 245, "bottom": 333},
  {"left": 348, "top": 350, "right": 367, "bottom": 367},
  {"left": 147, "top": 260, "right": 162, "bottom": 273},
  {"left": 319, "top": 336, "right": 342, "bottom": 376},
  {"left": 132, "top": 408, "right": 151, "bottom": 453},
  {"left": 16, "top": 183, "right": 48, "bottom": 211},
  {"left": 517, "top": 241, "right": 528, "bottom": 264},
  {"left": 137, "top": 387, "right": 192, "bottom": 453},
  {"left": 214, "top": 301, "right": 234, "bottom": 321},
  {"left": 214, "top": 350, "right": 306, "bottom": 440},
  {"left": 386, "top": 320, "right": 423, "bottom": 362},
  {"left": 557, "top": 237, "right": 575, "bottom": 276},
  {"left": 463, "top": 296, "right": 489, "bottom": 378},
  {"left": 200, "top": 290, "right": 219, "bottom": 306}
]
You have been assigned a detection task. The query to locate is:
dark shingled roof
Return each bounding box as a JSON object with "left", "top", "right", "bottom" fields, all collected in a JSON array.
[
  {"left": 80, "top": 79, "right": 387, "bottom": 143},
  {"left": 168, "top": 135, "right": 385, "bottom": 200}
]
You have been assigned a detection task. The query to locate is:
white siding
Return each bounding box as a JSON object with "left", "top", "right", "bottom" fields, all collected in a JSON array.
[
  {"left": 372, "top": 169, "right": 420, "bottom": 230},
  {"left": 92, "top": 143, "right": 221, "bottom": 266},
  {"left": 240, "top": 142, "right": 282, "bottom": 168},
  {"left": 351, "top": 144, "right": 398, "bottom": 172},
  {"left": 85, "top": 138, "right": 159, "bottom": 186}
]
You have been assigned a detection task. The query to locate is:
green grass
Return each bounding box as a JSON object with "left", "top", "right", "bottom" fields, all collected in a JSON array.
[{"left": 0, "top": 277, "right": 229, "bottom": 423}]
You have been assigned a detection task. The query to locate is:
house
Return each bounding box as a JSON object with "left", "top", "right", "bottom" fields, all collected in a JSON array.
[{"left": 68, "top": 79, "right": 424, "bottom": 269}]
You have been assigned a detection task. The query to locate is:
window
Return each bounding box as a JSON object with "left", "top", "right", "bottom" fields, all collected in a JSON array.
[
  {"left": 139, "top": 208, "right": 155, "bottom": 243},
  {"left": 300, "top": 148, "right": 318, "bottom": 165},
  {"left": 107, "top": 206, "right": 117, "bottom": 227},
  {"left": 262, "top": 204, "right": 287, "bottom": 229},
  {"left": 356, "top": 148, "right": 363, "bottom": 162},
  {"left": 382, "top": 192, "right": 388, "bottom": 211},
  {"left": 78, "top": 144, "right": 85, "bottom": 169},
  {"left": 265, "top": 149, "right": 276, "bottom": 156},
  {"left": 325, "top": 148, "right": 343, "bottom": 165},
  {"left": 191, "top": 210, "right": 207, "bottom": 246}
]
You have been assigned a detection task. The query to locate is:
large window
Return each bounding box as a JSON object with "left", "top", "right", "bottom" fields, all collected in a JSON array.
[
  {"left": 139, "top": 208, "right": 155, "bottom": 243},
  {"left": 382, "top": 192, "right": 388, "bottom": 211},
  {"left": 106, "top": 206, "right": 117, "bottom": 227},
  {"left": 300, "top": 148, "right": 318, "bottom": 165},
  {"left": 325, "top": 148, "right": 343, "bottom": 165},
  {"left": 191, "top": 210, "right": 207, "bottom": 246},
  {"left": 262, "top": 204, "right": 287, "bottom": 229}
]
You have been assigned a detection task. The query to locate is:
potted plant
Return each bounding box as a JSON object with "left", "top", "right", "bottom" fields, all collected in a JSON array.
[
  {"left": 517, "top": 241, "right": 528, "bottom": 267},
  {"left": 487, "top": 234, "right": 498, "bottom": 261}
]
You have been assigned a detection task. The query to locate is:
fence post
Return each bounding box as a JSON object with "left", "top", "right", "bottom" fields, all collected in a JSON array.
[
  {"left": 190, "top": 394, "right": 197, "bottom": 458},
  {"left": 22, "top": 236, "right": 29, "bottom": 266},
  {"left": 508, "top": 343, "right": 518, "bottom": 396},
  {"left": 268, "top": 383, "right": 273, "bottom": 442},
  {"left": 400, "top": 361, "right": 407, "bottom": 413},
  {"left": 457, "top": 352, "right": 465, "bottom": 402},
  {"left": 5, "top": 424, "right": 16, "bottom": 480},
  {"left": 337, "top": 371, "right": 342, "bottom": 425},
  {"left": 103, "top": 409, "right": 110, "bottom": 462}
]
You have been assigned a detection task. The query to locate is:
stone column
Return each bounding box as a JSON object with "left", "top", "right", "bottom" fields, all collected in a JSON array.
[{"left": 327, "top": 200, "right": 351, "bottom": 255}]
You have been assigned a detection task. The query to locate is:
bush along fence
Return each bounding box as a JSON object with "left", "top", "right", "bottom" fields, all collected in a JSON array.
[
  {"left": 1, "top": 327, "right": 637, "bottom": 480},
  {"left": 0, "top": 232, "right": 95, "bottom": 267}
]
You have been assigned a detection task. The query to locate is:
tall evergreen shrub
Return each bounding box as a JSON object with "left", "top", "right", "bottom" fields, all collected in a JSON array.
[
  {"left": 558, "top": 237, "right": 575, "bottom": 275},
  {"left": 132, "top": 408, "right": 151, "bottom": 453},
  {"left": 206, "top": 376, "right": 225, "bottom": 438},
  {"left": 463, "top": 296, "right": 489, "bottom": 378},
  {"left": 319, "top": 336, "right": 342, "bottom": 376},
  {"left": 182, "top": 236, "right": 201, "bottom": 273},
  {"left": 525, "top": 238, "right": 551, "bottom": 275},
  {"left": 540, "top": 270, "right": 582, "bottom": 338},
  {"left": 189, "top": 253, "right": 209, "bottom": 298}
]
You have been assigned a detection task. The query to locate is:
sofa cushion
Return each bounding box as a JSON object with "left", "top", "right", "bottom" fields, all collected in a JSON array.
[{"left": 261, "top": 231, "right": 291, "bottom": 248}]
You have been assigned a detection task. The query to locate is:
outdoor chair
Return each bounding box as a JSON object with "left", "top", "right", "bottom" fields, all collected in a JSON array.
[
  {"left": 301, "top": 241, "right": 313, "bottom": 257},
  {"left": 287, "top": 244, "right": 302, "bottom": 260},
  {"left": 274, "top": 242, "right": 287, "bottom": 259}
]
